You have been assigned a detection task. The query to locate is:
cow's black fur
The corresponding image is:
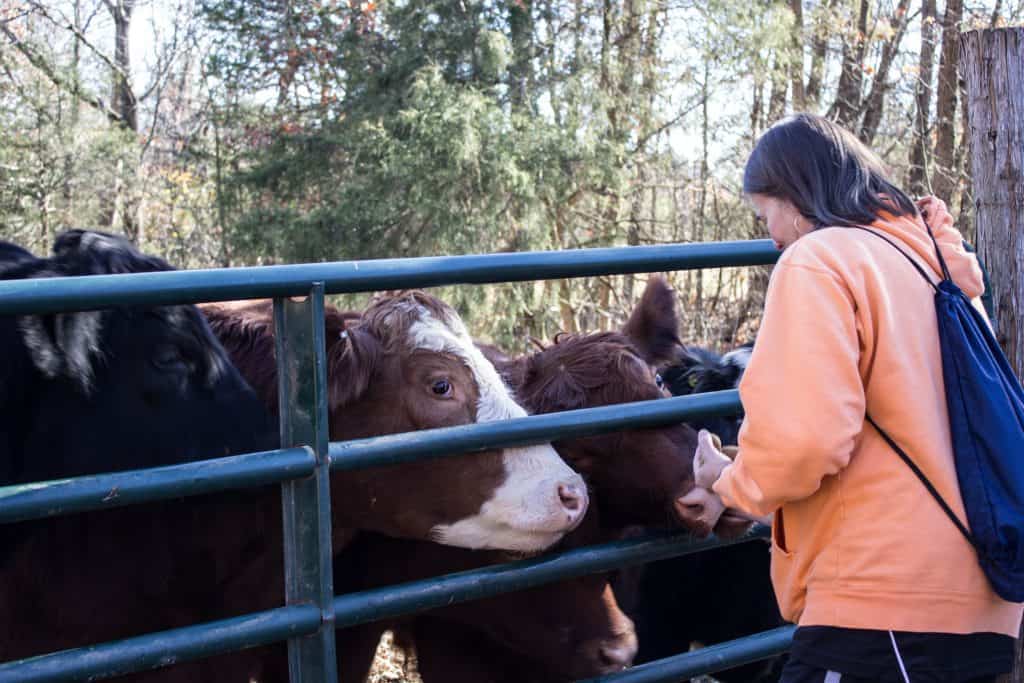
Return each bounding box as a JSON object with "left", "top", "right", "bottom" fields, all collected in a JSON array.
[
  {"left": 660, "top": 343, "right": 751, "bottom": 446},
  {"left": 0, "top": 230, "right": 276, "bottom": 482}
]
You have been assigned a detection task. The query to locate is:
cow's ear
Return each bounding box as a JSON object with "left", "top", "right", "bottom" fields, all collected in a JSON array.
[
  {"left": 622, "top": 276, "right": 683, "bottom": 365},
  {"left": 327, "top": 324, "right": 381, "bottom": 410}
]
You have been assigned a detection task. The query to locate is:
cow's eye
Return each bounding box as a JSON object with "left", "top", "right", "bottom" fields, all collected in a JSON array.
[
  {"left": 152, "top": 345, "right": 189, "bottom": 373},
  {"left": 431, "top": 379, "right": 453, "bottom": 397}
]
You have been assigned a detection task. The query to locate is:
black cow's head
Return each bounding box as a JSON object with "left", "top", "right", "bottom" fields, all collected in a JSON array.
[
  {"left": 660, "top": 343, "right": 752, "bottom": 446},
  {"left": 0, "top": 230, "right": 275, "bottom": 483}
]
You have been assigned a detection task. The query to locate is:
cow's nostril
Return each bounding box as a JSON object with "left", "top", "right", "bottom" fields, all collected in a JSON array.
[
  {"left": 598, "top": 642, "right": 633, "bottom": 669},
  {"left": 559, "top": 483, "right": 584, "bottom": 511}
]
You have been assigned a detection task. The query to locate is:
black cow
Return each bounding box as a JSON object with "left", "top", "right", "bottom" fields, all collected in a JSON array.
[
  {"left": 0, "top": 230, "right": 276, "bottom": 481},
  {"left": 0, "top": 230, "right": 281, "bottom": 679},
  {"left": 0, "top": 241, "right": 35, "bottom": 266},
  {"left": 616, "top": 341, "right": 786, "bottom": 683},
  {"left": 660, "top": 343, "right": 751, "bottom": 446}
]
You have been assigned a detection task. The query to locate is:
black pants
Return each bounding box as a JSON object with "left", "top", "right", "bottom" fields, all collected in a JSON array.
[
  {"left": 781, "top": 659, "right": 1002, "bottom": 683},
  {"left": 780, "top": 626, "right": 1014, "bottom": 683}
]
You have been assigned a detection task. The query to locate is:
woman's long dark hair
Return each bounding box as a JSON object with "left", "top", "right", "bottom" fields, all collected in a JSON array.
[{"left": 743, "top": 113, "right": 917, "bottom": 228}]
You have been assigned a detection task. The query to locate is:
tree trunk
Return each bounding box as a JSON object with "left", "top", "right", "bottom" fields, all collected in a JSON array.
[
  {"left": 932, "top": 0, "right": 964, "bottom": 201},
  {"left": 909, "top": 0, "right": 938, "bottom": 195},
  {"left": 832, "top": 0, "right": 869, "bottom": 127},
  {"left": 859, "top": 0, "right": 913, "bottom": 145},
  {"left": 572, "top": 0, "right": 584, "bottom": 75},
  {"left": 623, "top": 174, "right": 646, "bottom": 311},
  {"left": 767, "top": 51, "right": 788, "bottom": 123},
  {"left": 109, "top": 0, "right": 137, "bottom": 132},
  {"left": 62, "top": 0, "right": 82, "bottom": 229},
  {"left": 103, "top": 0, "right": 138, "bottom": 238},
  {"left": 509, "top": 0, "right": 534, "bottom": 111},
  {"left": 600, "top": 0, "right": 613, "bottom": 94},
  {"left": 752, "top": 67, "right": 765, "bottom": 138},
  {"left": 956, "top": 70, "right": 973, "bottom": 238},
  {"left": 559, "top": 279, "right": 577, "bottom": 334},
  {"left": 962, "top": 33, "right": 1024, "bottom": 681},
  {"left": 805, "top": 0, "right": 841, "bottom": 108},
  {"left": 990, "top": 0, "right": 1003, "bottom": 28},
  {"left": 961, "top": 25, "right": 1023, "bottom": 384},
  {"left": 788, "top": 0, "right": 805, "bottom": 111},
  {"left": 277, "top": 1, "right": 299, "bottom": 107},
  {"left": 694, "top": 61, "right": 711, "bottom": 339},
  {"left": 962, "top": 27, "right": 1023, "bottom": 370}
]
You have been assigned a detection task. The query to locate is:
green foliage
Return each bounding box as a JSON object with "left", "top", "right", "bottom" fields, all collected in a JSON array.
[
  {"left": 223, "top": 65, "right": 545, "bottom": 263},
  {"left": 1, "top": 0, "right": 999, "bottom": 348},
  {"left": 0, "top": 53, "right": 139, "bottom": 253}
]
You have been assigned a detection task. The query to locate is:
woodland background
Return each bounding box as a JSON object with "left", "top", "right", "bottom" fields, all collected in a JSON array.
[{"left": 1, "top": 0, "right": 1020, "bottom": 352}]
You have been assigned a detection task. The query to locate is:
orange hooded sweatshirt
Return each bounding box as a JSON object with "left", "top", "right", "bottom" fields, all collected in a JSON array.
[{"left": 713, "top": 198, "right": 1024, "bottom": 636}]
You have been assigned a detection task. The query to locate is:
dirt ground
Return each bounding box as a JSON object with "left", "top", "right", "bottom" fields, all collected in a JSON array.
[
  {"left": 365, "top": 630, "right": 420, "bottom": 683},
  {"left": 362, "top": 630, "right": 721, "bottom": 683}
]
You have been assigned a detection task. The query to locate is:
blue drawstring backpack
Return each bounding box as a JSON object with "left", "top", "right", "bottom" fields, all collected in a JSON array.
[{"left": 853, "top": 223, "right": 1024, "bottom": 603}]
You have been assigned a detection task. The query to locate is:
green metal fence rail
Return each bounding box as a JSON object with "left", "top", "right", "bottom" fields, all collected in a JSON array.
[
  {"left": 0, "top": 240, "right": 776, "bottom": 314},
  {"left": 0, "top": 240, "right": 783, "bottom": 682}
]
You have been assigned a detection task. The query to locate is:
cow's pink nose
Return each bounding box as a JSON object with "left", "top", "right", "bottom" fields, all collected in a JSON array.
[
  {"left": 599, "top": 641, "right": 634, "bottom": 669},
  {"left": 581, "top": 630, "right": 637, "bottom": 674},
  {"left": 673, "top": 488, "right": 718, "bottom": 538},
  {"left": 559, "top": 483, "right": 585, "bottom": 511}
]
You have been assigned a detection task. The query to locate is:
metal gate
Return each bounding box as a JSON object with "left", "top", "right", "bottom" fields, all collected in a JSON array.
[{"left": 0, "top": 239, "right": 794, "bottom": 682}]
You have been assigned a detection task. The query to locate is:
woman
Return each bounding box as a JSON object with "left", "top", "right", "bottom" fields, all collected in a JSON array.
[{"left": 691, "top": 114, "right": 1022, "bottom": 682}]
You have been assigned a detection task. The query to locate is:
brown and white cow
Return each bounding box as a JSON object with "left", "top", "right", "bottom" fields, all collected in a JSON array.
[{"left": 202, "top": 291, "right": 587, "bottom": 554}]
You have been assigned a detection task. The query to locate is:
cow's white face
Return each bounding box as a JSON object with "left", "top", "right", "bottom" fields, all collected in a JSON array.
[{"left": 402, "top": 303, "right": 589, "bottom": 552}]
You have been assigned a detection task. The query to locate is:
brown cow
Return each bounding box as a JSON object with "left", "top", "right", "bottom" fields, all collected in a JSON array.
[
  {"left": 333, "top": 504, "right": 637, "bottom": 682},
  {"left": 407, "top": 614, "right": 628, "bottom": 683},
  {"left": 492, "top": 277, "right": 750, "bottom": 538},
  {"left": 202, "top": 291, "right": 587, "bottom": 554}
]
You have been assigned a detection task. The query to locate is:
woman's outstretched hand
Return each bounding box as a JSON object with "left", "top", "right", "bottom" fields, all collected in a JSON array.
[
  {"left": 694, "top": 429, "right": 733, "bottom": 488},
  {"left": 681, "top": 429, "right": 773, "bottom": 530}
]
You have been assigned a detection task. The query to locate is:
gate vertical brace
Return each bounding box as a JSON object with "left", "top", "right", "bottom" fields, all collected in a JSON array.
[{"left": 274, "top": 284, "right": 338, "bottom": 683}]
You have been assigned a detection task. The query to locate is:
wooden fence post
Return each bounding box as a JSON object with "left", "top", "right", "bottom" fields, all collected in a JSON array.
[{"left": 960, "top": 26, "right": 1024, "bottom": 683}]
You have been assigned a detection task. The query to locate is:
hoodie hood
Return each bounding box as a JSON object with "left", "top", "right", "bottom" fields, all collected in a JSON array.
[{"left": 869, "top": 196, "right": 985, "bottom": 299}]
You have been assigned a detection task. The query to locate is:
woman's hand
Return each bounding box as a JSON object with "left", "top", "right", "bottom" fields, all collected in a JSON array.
[
  {"left": 916, "top": 195, "right": 947, "bottom": 225},
  {"left": 685, "top": 429, "right": 774, "bottom": 529},
  {"left": 694, "top": 429, "right": 733, "bottom": 489}
]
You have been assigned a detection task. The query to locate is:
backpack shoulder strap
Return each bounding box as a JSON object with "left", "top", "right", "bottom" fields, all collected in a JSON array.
[
  {"left": 921, "top": 217, "right": 954, "bottom": 282},
  {"left": 847, "top": 226, "right": 941, "bottom": 292},
  {"left": 865, "top": 414, "right": 981, "bottom": 554}
]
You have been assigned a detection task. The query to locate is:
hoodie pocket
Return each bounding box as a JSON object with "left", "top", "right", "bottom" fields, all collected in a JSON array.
[{"left": 770, "top": 508, "right": 804, "bottom": 622}]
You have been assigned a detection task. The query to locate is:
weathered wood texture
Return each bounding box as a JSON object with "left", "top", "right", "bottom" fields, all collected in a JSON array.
[
  {"left": 961, "top": 27, "right": 1024, "bottom": 683},
  {"left": 961, "top": 28, "right": 1024, "bottom": 379}
]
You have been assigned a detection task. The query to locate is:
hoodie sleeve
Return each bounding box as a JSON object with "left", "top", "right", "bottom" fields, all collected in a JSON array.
[{"left": 713, "top": 258, "right": 865, "bottom": 517}]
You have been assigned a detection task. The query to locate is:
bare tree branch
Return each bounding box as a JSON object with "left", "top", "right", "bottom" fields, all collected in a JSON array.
[
  {"left": 25, "top": 0, "right": 127, "bottom": 82},
  {"left": 0, "top": 24, "right": 123, "bottom": 124},
  {"left": 859, "top": 0, "right": 915, "bottom": 145},
  {"left": 1, "top": 8, "right": 33, "bottom": 25},
  {"left": 632, "top": 95, "right": 705, "bottom": 152}
]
